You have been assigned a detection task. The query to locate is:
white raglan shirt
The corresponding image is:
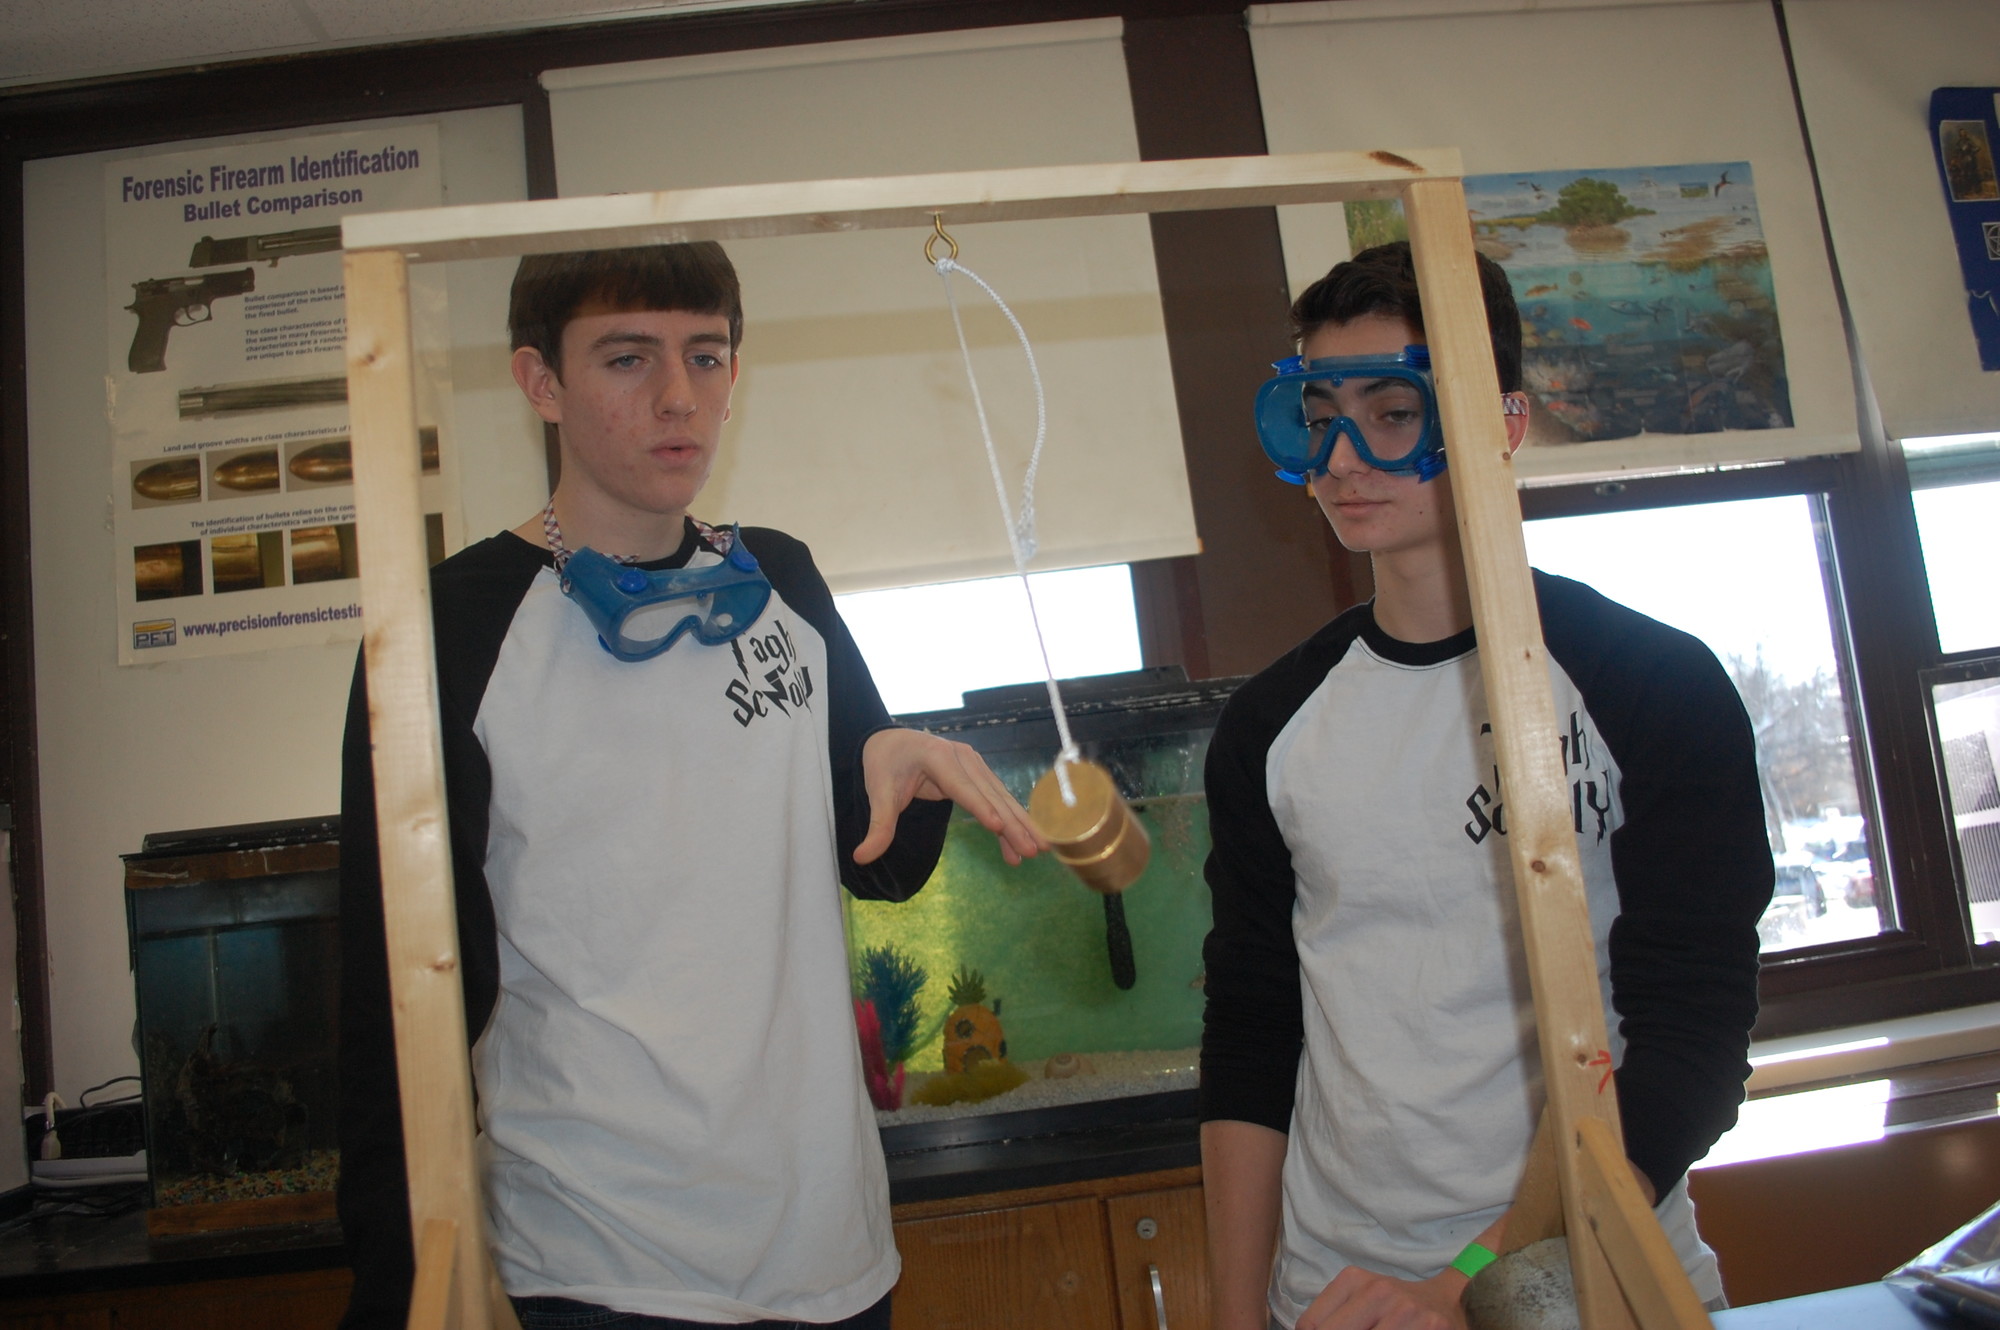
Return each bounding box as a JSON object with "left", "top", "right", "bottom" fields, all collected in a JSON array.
[
  {"left": 1264, "top": 635, "right": 1721, "bottom": 1323},
  {"left": 470, "top": 550, "right": 896, "bottom": 1324}
]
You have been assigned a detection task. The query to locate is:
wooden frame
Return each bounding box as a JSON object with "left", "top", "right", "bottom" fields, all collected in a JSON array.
[{"left": 340, "top": 149, "right": 1705, "bottom": 1330}]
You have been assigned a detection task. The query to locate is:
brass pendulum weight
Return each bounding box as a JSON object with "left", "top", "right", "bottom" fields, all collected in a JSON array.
[{"left": 1028, "top": 758, "right": 1150, "bottom": 896}]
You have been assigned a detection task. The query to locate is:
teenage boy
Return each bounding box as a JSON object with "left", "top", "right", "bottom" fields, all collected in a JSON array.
[
  {"left": 1199, "top": 242, "right": 1774, "bottom": 1330},
  {"left": 338, "top": 242, "right": 1045, "bottom": 1330}
]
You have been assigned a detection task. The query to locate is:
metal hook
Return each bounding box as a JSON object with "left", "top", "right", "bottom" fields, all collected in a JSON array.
[{"left": 925, "top": 212, "right": 959, "bottom": 265}]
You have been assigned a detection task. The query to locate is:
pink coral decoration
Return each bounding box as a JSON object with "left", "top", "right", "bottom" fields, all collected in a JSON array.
[{"left": 853, "top": 998, "right": 905, "bottom": 1110}]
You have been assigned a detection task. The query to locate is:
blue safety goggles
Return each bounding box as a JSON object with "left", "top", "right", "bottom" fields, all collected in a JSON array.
[
  {"left": 1253, "top": 345, "right": 1448, "bottom": 484},
  {"left": 560, "top": 532, "right": 771, "bottom": 662}
]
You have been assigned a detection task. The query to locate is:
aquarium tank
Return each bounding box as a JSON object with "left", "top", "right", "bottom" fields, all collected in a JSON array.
[
  {"left": 123, "top": 816, "right": 341, "bottom": 1233},
  {"left": 847, "top": 667, "right": 1242, "bottom": 1131}
]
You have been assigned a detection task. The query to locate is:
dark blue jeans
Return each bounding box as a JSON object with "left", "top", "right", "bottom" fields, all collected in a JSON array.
[{"left": 511, "top": 1292, "right": 892, "bottom": 1330}]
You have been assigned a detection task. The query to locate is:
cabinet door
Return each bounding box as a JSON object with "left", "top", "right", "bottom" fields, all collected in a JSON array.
[
  {"left": 1105, "top": 1186, "right": 1209, "bottom": 1330},
  {"left": 894, "top": 1196, "right": 1118, "bottom": 1330}
]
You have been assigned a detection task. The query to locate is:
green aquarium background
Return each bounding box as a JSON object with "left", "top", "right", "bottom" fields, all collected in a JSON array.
[{"left": 844, "top": 702, "right": 1219, "bottom": 1075}]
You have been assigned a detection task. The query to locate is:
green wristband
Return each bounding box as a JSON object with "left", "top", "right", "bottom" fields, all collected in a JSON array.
[{"left": 1450, "top": 1242, "right": 1499, "bottom": 1280}]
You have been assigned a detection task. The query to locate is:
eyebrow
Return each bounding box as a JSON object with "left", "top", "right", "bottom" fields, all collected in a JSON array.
[
  {"left": 1303, "top": 377, "right": 1403, "bottom": 401},
  {"left": 586, "top": 329, "right": 734, "bottom": 353}
]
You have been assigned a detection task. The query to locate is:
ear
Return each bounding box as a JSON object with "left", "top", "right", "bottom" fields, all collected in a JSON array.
[
  {"left": 723, "top": 350, "right": 741, "bottom": 422},
  {"left": 1502, "top": 392, "right": 1531, "bottom": 457},
  {"left": 511, "top": 346, "right": 564, "bottom": 425}
]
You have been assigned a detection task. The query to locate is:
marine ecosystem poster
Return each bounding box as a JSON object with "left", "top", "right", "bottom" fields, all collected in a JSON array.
[
  {"left": 1346, "top": 163, "right": 1793, "bottom": 448},
  {"left": 103, "top": 125, "right": 452, "bottom": 665}
]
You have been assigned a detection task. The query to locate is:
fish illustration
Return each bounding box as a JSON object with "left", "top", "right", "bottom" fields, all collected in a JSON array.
[
  {"left": 1524, "top": 284, "right": 1559, "bottom": 297},
  {"left": 1571, "top": 317, "right": 1593, "bottom": 333},
  {"left": 1706, "top": 340, "right": 1757, "bottom": 382},
  {"left": 1542, "top": 396, "right": 1606, "bottom": 434}
]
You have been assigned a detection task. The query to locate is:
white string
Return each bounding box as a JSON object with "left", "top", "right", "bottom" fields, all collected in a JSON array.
[{"left": 936, "top": 255, "right": 1079, "bottom": 804}]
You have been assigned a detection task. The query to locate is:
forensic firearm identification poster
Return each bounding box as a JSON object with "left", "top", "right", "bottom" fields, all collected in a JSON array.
[{"left": 104, "top": 125, "right": 453, "bottom": 664}]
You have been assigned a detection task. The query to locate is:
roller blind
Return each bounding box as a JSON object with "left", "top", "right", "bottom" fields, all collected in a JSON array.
[
  {"left": 1249, "top": 0, "right": 1859, "bottom": 484},
  {"left": 542, "top": 20, "right": 1199, "bottom": 593},
  {"left": 1785, "top": 0, "right": 2000, "bottom": 442}
]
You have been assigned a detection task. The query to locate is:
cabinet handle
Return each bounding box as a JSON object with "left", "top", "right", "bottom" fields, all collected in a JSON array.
[{"left": 1147, "top": 1262, "right": 1168, "bottom": 1330}]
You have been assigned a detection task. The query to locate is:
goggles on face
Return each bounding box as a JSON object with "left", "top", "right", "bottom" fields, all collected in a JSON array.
[
  {"left": 560, "top": 531, "right": 772, "bottom": 662},
  {"left": 1255, "top": 345, "right": 1448, "bottom": 484}
]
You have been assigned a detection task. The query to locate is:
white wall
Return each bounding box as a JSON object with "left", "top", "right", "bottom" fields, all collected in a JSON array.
[
  {"left": 1785, "top": 0, "right": 2000, "bottom": 441},
  {"left": 23, "top": 105, "right": 542, "bottom": 1100}
]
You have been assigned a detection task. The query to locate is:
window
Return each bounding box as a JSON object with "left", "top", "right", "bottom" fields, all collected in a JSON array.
[
  {"left": 1903, "top": 432, "right": 2000, "bottom": 656},
  {"left": 1523, "top": 495, "right": 1883, "bottom": 954},
  {"left": 1927, "top": 657, "right": 2000, "bottom": 948},
  {"left": 835, "top": 564, "right": 1143, "bottom": 716}
]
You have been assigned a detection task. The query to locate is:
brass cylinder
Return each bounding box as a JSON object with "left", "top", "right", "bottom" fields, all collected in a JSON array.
[
  {"left": 133, "top": 543, "right": 187, "bottom": 597},
  {"left": 1029, "top": 759, "right": 1150, "bottom": 895},
  {"left": 133, "top": 457, "right": 201, "bottom": 502},
  {"left": 289, "top": 439, "right": 353, "bottom": 484},
  {"left": 213, "top": 449, "right": 280, "bottom": 493}
]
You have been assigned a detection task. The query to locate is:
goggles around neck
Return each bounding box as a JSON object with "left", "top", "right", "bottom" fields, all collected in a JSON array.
[
  {"left": 559, "top": 531, "right": 772, "bottom": 662},
  {"left": 1254, "top": 345, "right": 1448, "bottom": 484}
]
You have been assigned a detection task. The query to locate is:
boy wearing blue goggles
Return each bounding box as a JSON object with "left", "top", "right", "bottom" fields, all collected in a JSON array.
[
  {"left": 1202, "top": 243, "right": 1767, "bottom": 1330},
  {"left": 338, "top": 242, "right": 1046, "bottom": 1330},
  {"left": 1255, "top": 343, "right": 1452, "bottom": 483}
]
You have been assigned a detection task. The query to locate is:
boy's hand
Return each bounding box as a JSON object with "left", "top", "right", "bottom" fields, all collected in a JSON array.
[
  {"left": 856, "top": 728, "right": 1048, "bottom": 866},
  {"left": 1296, "top": 1265, "right": 1468, "bottom": 1330}
]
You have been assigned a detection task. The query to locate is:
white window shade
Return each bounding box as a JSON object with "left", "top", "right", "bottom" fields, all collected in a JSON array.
[
  {"left": 1785, "top": 0, "right": 2000, "bottom": 443},
  {"left": 1248, "top": 0, "right": 1859, "bottom": 484},
  {"left": 541, "top": 21, "right": 1199, "bottom": 593}
]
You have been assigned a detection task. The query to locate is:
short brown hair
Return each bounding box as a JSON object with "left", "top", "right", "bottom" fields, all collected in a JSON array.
[
  {"left": 508, "top": 242, "right": 743, "bottom": 378},
  {"left": 1289, "top": 241, "right": 1523, "bottom": 393}
]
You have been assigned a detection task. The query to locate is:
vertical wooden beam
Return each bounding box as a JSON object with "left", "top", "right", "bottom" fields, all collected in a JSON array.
[
  {"left": 408, "top": 1217, "right": 464, "bottom": 1330},
  {"left": 1123, "top": 11, "right": 1352, "bottom": 680},
  {"left": 1400, "top": 178, "right": 1636, "bottom": 1330},
  {"left": 344, "top": 248, "right": 513, "bottom": 1330},
  {"left": 1576, "top": 1119, "right": 1711, "bottom": 1330}
]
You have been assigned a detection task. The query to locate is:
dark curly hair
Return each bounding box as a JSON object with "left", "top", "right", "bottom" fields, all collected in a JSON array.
[{"left": 1289, "top": 240, "right": 1523, "bottom": 393}]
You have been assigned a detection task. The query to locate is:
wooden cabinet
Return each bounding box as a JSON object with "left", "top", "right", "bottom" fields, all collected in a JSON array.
[
  {"left": 0, "top": 1169, "right": 1212, "bottom": 1330},
  {"left": 0, "top": 1268, "right": 350, "bottom": 1330},
  {"left": 892, "top": 1167, "right": 1208, "bottom": 1330},
  {"left": 1106, "top": 1186, "right": 1209, "bottom": 1330},
  {"left": 893, "top": 1196, "right": 1119, "bottom": 1330}
]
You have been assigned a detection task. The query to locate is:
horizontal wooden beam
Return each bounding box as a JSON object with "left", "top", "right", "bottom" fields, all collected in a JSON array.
[{"left": 340, "top": 148, "right": 1461, "bottom": 262}]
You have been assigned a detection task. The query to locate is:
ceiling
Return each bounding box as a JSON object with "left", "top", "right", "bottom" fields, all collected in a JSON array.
[{"left": 0, "top": 0, "right": 830, "bottom": 91}]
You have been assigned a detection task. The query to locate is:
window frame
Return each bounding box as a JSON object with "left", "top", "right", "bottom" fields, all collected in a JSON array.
[{"left": 1521, "top": 443, "right": 1993, "bottom": 1037}]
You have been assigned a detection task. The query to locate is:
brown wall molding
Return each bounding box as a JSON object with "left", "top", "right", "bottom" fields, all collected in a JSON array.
[
  {"left": 1123, "top": 9, "right": 1362, "bottom": 680},
  {"left": 0, "top": 157, "right": 51, "bottom": 1104}
]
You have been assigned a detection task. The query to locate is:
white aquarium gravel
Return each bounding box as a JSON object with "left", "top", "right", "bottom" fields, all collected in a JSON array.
[{"left": 874, "top": 1046, "right": 1198, "bottom": 1128}]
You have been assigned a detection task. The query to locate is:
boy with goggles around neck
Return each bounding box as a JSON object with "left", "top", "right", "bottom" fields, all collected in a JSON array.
[
  {"left": 1199, "top": 242, "right": 1773, "bottom": 1330},
  {"left": 337, "top": 242, "right": 1045, "bottom": 1330}
]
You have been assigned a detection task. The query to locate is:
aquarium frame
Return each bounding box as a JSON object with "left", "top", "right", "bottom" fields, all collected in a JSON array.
[{"left": 341, "top": 150, "right": 1696, "bottom": 1330}]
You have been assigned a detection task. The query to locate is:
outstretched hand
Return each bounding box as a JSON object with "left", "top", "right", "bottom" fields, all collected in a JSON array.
[
  {"left": 1296, "top": 1265, "right": 1468, "bottom": 1330},
  {"left": 855, "top": 728, "right": 1048, "bottom": 867}
]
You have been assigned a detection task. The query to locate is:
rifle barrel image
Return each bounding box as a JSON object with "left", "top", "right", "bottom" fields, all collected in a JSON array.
[
  {"left": 177, "top": 375, "right": 348, "bottom": 418},
  {"left": 124, "top": 268, "right": 256, "bottom": 374},
  {"left": 189, "top": 225, "right": 342, "bottom": 268}
]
